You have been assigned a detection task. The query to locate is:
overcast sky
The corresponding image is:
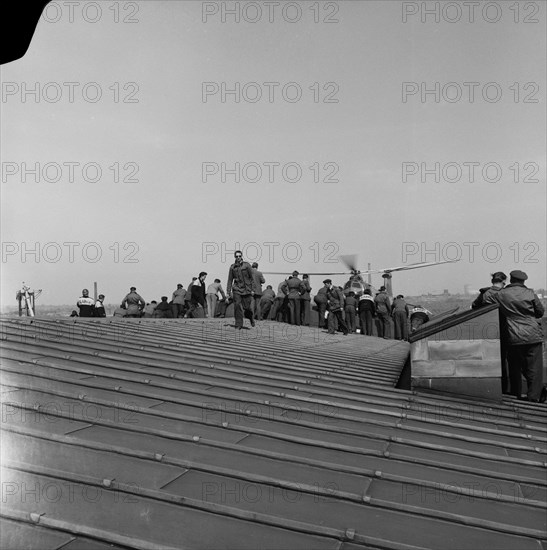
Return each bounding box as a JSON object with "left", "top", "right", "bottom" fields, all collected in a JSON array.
[{"left": 1, "top": 0, "right": 545, "bottom": 305}]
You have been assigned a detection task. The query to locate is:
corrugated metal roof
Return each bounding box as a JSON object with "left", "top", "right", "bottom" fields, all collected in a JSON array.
[{"left": 1, "top": 317, "right": 546, "bottom": 550}]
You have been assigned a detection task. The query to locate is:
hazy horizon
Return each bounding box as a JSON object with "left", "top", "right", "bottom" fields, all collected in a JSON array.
[{"left": 2, "top": 1, "right": 545, "bottom": 306}]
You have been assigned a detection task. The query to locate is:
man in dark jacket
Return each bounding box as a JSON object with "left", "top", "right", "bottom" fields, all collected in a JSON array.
[
  {"left": 188, "top": 272, "right": 207, "bottom": 318},
  {"left": 299, "top": 274, "right": 312, "bottom": 326},
  {"left": 251, "top": 263, "right": 266, "bottom": 320},
  {"left": 473, "top": 272, "right": 509, "bottom": 393},
  {"left": 183, "top": 277, "right": 197, "bottom": 317},
  {"left": 314, "top": 283, "right": 329, "bottom": 328},
  {"left": 472, "top": 272, "right": 507, "bottom": 309},
  {"left": 259, "top": 285, "right": 276, "bottom": 320},
  {"left": 344, "top": 291, "right": 358, "bottom": 333},
  {"left": 326, "top": 280, "right": 348, "bottom": 335},
  {"left": 391, "top": 295, "right": 410, "bottom": 340},
  {"left": 358, "top": 289, "right": 376, "bottom": 335},
  {"left": 154, "top": 296, "right": 172, "bottom": 318},
  {"left": 283, "top": 271, "right": 304, "bottom": 325},
  {"left": 227, "top": 251, "right": 257, "bottom": 329},
  {"left": 374, "top": 286, "right": 392, "bottom": 338},
  {"left": 487, "top": 270, "right": 545, "bottom": 402},
  {"left": 77, "top": 289, "right": 95, "bottom": 317},
  {"left": 269, "top": 279, "right": 285, "bottom": 322}
]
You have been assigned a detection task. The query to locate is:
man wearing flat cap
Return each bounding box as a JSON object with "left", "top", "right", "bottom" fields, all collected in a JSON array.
[{"left": 486, "top": 270, "right": 545, "bottom": 402}]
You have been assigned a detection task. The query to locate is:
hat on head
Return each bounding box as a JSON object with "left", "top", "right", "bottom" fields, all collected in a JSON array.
[
  {"left": 379, "top": 286, "right": 386, "bottom": 291},
  {"left": 177, "top": 283, "right": 183, "bottom": 287},
  {"left": 292, "top": 270, "right": 299, "bottom": 276},
  {"left": 98, "top": 294, "right": 105, "bottom": 299},
  {"left": 303, "top": 274, "right": 309, "bottom": 278},
  {"left": 130, "top": 286, "right": 136, "bottom": 291},
  {"left": 323, "top": 279, "right": 332, "bottom": 284},
  {"left": 510, "top": 270, "right": 528, "bottom": 281}
]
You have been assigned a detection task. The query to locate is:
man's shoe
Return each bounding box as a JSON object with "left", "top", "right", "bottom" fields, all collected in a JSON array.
[{"left": 539, "top": 387, "right": 547, "bottom": 403}]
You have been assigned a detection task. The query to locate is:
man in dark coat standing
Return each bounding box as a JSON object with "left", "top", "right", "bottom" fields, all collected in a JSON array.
[
  {"left": 227, "top": 251, "right": 257, "bottom": 329},
  {"left": 283, "top": 271, "right": 304, "bottom": 326},
  {"left": 374, "top": 286, "right": 392, "bottom": 338},
  {"left": 299, "top": 274, "right": 312, "bottom": 326},
  {"left": 271, "top": 279, "right": 289, "bottom": 322},
  {"left": 314, "top": 282, "right": 329, "bottom": 328},
  {"left": 325, "top": 280, "right": 348, "bottom": 335},
  {"left": 391, "top": 295, "right": 410, "bottom": 340},
  {"left": 188, "top": 272, "right": 207, "bottom": 318},
  {"left": 259, "top": 285, "right": 276, "bottom": 320},
  {"left": 251, "top": 262, "right": 265, "bottom": 320},
  {"left": 487, "top": 270, "right": 545, "bottom": 402},
  {"left": 344, "top": 291, "right": 358, "bottom": 333},
  {"left": 358, "top": 289, "right": 376, "bottom": 335},
  {"left": 472, "top": 272, "right": 509, "bottom": 393}
]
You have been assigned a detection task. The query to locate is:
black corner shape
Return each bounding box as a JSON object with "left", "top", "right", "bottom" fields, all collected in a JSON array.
[{"left": 1, "top": 2, "right": 50, "bottom": 65}]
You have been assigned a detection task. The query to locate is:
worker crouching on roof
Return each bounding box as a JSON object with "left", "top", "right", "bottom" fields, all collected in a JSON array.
[
  {"left": 122, "top": 287, "right": 145, "bottom": 318},
  {"left": 409, "top": 305, "right": 430, "bottom": 332}
]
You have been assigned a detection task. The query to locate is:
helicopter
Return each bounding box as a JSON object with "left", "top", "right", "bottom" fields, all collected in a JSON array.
[{"left": 263, "top": 255, "right": 459, "bottom": 298}]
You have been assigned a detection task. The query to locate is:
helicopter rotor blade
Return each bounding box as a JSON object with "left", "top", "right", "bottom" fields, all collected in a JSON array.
[
  {"left": 262, "top": 271, "right": 351, "bottom": 276},
  {"left": 339, "top": 254, "right": 358, "bottom": 272},
  {"left": 360, "top": 260, "right": 459, "bottom": 274}
]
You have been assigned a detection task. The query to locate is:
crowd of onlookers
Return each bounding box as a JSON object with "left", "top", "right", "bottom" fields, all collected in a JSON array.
[
  {"left": 72, "top": 264, "right": 545, "bottom": 402},
  {"left": 72, "top": 274, "right": 432, "bottom": 340}
]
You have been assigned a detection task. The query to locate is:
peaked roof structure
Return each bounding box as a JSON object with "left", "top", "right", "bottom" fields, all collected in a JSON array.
[{"left": 1, "top": 317, "right": 546, "bottom": 549}]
